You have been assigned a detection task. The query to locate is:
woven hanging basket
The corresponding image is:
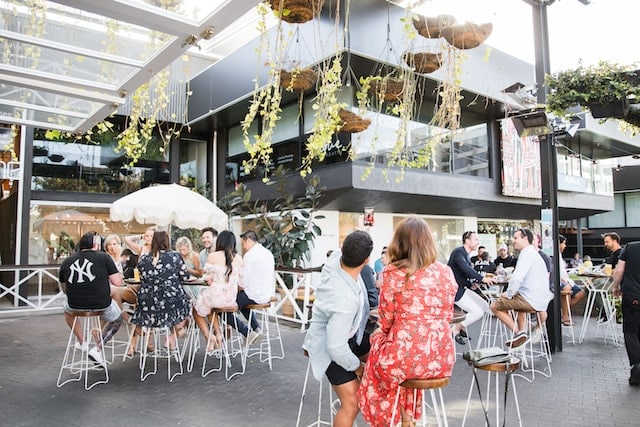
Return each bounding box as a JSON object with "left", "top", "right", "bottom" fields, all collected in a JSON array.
[
  {"left": 268, "top": 0, "right": 324, "bottom": 24},
  {"left": 412, "top": 14, "right": 457, "bottom": 39},
  {"left": 369, "top": 77, "right": 405, "bottom": 102},
  {"left": 338, "top": 109, "right": 371, "bottom": 133},
  {"left": 403, "top": 52, "right": 442, "bottom": 74},
  {"left": 280, "top": 68, "right": 318, "bottom": 92},
  {"left": 441, "top": 22, "right": 493, "bottom": 49}
]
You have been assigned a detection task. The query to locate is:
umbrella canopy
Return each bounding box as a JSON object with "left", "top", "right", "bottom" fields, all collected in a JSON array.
[{"left": 110, "top": 184, "right": 228, "bottom": 230}]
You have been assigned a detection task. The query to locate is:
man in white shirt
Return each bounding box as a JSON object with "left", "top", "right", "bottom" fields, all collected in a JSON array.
[
  {"left": 490, "top": 228, "right": 553, "bottom": 348},
  {"left": 235, "top": 230, "right": 275, "bottom": 344}
]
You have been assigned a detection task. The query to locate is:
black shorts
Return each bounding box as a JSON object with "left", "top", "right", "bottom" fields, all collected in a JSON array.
[{"left": 325, "top": 331, "right": 370, "bottom": 386}]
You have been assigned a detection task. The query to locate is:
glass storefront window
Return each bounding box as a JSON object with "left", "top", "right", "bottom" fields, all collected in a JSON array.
[
  {"left": 350, "top": 112, "right": 490, "bottom": 177},
  {"left": 179, "top": 137, "right": 207, "bottom": 192},
  {"left": 587, "top": 193, "right": 625, "bottom": 228},
  {"left": 626, "top": 192, "right": 640, "bottom": 227},
  {"left": 31, "top": 125, "right": 171, "bottom": 194}
]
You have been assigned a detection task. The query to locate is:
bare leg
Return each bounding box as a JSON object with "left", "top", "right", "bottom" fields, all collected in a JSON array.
[
  {"left": 110, "top": 286, "right": 131, "bottom": 322},
  {"left": 561, "top": 290, "right": 571, "bottom": 322},
  {"left": 193, "top": 309, "right": 211, "bottom": 341},
  {"left": 571, "top": 289, "right": 586, "bottom": 307},
  {"left": 332, "top": 379, "right": 360, "bottom": 427},
  {"left": 490, "top": 302, "right": 517, "bottom": 333},
  {"left": 127, "top": 326, "right": 141, "bottom": 356}
]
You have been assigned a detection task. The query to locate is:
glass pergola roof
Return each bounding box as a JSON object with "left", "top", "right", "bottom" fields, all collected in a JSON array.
[{"left": 0, "top": 0, "right": 261, "bottom": 132}]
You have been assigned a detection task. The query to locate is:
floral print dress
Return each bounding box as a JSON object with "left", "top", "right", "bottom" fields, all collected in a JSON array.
[
  {"left": 358, "top": 261, "right": 457, "bottom": 427},
  {"left": 193, "top": 263, "right": 242, "bottom": 316},
  {"left": 131, "top": 250, "right": 191, "bottom": 328}
]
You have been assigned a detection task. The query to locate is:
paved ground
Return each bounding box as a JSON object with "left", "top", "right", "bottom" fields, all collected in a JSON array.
[{"left": 0, "top": 311, "right": 637, "bottom": 427}]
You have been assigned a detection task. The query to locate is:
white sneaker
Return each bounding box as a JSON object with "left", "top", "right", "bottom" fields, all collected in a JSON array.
[
  {"left": 531, "top": 327, "right": 542, "bottom": 344},
  {"left": 88, "top": 347, "right": 107, "bottom": 369},
  {"left": 247, "top": 330, "right": 262, "bottom": 346},
  {"left": 74, "top": 342, "right": 89, "bottom": 352}
]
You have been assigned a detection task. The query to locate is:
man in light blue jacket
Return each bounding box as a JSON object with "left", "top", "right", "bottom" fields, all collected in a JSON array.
[{"left": 303, "top": 230, "right": 373, "bottom": 427}]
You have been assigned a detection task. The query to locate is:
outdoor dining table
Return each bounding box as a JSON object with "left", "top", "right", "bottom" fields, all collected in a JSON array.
[{"left": 575, "top": 272, "right": 619, "bottom": 345}]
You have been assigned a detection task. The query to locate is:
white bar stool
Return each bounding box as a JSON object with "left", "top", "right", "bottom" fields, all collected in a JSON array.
[
  {"left": 296, "top": 351, "right": 336, "bottom": 427},
  {"left": 508, "top": 311, "right": 551, "bottom": 382},
  {"left": 462, "top": 356, "right": 522, "bottom": 427},
  {"left": 139, "top": 326, "right": 183, "bottom": 382},
  {"left": 57, "top": 309, "right": 109, "bottom": 390},
  {"left": 202, "top": 306, "right": 245, "bottom": 380},
  {"left": 390, "top": 377, "right": 450, "bottom": 427},
  {"left": 245, "top": 302, "right": 284, "bottom": 371}
]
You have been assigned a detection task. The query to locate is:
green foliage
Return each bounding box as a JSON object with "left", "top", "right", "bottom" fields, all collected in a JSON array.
[
  {"left": 219, "top": 165, "right": 325, "bottom": 268},
  {"left": 546, "top": 61, "right": 640, "bottom": 117}
]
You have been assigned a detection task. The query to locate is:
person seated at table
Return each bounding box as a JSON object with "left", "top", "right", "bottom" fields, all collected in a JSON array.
[
  {"left": 120, "top": 248, "right": 138, "bottom": 280},
  {"left": 474, "top": 251, "right": 497, "bottom": 275},
  {"left": 358, "top": 217, "right": 457, "bottom": 427},
  {"left": 571, "top": 252, "right": 583, "bottom": 268},
  {"left": 102, "top": 234, "right": 131, "bottom": 322},
  {"left": 448, "top": 231, "right": 495, "bottom": 345},
  {"left": 128, "top": 231, "right": 191, "bottom": 355},
  {"left": 490, "top": 228, "right": 553, "bottom": 348},
  {"left": 559, "top": 234, "right": 586, "bottom": 325},
  {"left": 124, "top": 227, "right": 155, "bottom": 257},
  {"left": 59, "top": 231, "right": 124, "bottom": 367},
  {"left": 193, "top": 230, "right": 243, "bottom": 352},
  {"left": 495, "top": 243, "right": 517, "bottom": 269},
  {"left": 175, "top": 236, "right": 202, "bottom": 278},
  {"left": 583, "top": 255, "right": 593, "bottom": 269},
  {"left": 231, "top": 230, "right": 275, "bottom": 345}
]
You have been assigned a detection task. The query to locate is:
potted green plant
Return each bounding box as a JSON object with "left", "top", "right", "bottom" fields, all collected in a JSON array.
[
  {"left": 546, "top": 61, "right": 640, "bottom": 119},
  {"left": 219, "top": 165, "right": 325, "bottom": 270}
]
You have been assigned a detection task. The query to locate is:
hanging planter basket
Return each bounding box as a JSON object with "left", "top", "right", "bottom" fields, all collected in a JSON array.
[
  {"left": 268, "top": 0, "right": 324, "bottom": 24},
  {"left": 369, "top": 76, "right": 405, "bottom": 102},
  {"left": 403, "top": 51, "right": 442, "bottom": 74},
  {"left": 441, "top": 22, "right": 493, "bottom": 49},
  {"left": 280, "top": 68, "right": 318, "bottom": 92},
  {"left": 412, "top": 14, "right": 457, "bottom": 39},
  {"left": 587, "top": 98, "right": 630, "bottom": 119},
  {"left": 338, "top": 109, "right": 371, "bottom": 133}
]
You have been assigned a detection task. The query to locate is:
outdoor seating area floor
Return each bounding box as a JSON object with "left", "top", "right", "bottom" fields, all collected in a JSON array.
[{"left": 0, "top": 313, "right": 638, "bottom": 426}]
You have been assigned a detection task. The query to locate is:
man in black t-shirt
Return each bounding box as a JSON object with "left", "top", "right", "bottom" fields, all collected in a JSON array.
[
  {"left": 59, "top": 232, "right": 123, "bottom": 367},
  {"left": 495, "top": 244, "right": 517, "bottom": 269},
  {"left": 603, "top": 232, "right": 623, "bottom": 268},
  {"left": 613, "top": 241, "right": 640, "bottom": 385}
]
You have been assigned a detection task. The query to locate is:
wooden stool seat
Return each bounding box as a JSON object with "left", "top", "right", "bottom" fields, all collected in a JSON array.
[
  {"left": 212, "top": 305, "right": 238, "bottom": 313},
  {"left": 67, "top": 309, "right": 106, "bottom": 317},
  {"left": 392, "top": 376, "right": 450, "bottom": 426},
  {"left": 401, "top": 377, "right": 450, "bottom": 389},
  {"left": 246, "top": 303, "right": 271, "bottom": 310},
  {"left": 473, "top": 357, "right": 521, "bottom": 373}
]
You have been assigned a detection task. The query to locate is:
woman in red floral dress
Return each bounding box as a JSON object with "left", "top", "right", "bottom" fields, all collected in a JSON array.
[{"left": 358, "top": 216, "right": 457, "bottom": 427}]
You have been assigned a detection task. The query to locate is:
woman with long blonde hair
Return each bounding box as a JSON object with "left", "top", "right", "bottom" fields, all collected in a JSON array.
[{"left": 358, "top": 216, "right": 457, "bottom": 427}]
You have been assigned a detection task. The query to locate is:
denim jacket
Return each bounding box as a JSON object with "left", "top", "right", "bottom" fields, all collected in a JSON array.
[{"left": 302, "top": 251, "right": 363, "bottom": 380}]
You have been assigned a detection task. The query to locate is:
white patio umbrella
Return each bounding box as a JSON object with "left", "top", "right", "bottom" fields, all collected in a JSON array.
[{"left": 110, "top": 183, "right": 228, "bottom": 230}]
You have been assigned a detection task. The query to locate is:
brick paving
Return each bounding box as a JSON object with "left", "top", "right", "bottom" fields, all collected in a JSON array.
[{"left": 0, "top": 312, "right": 638, "bottom": 426}]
